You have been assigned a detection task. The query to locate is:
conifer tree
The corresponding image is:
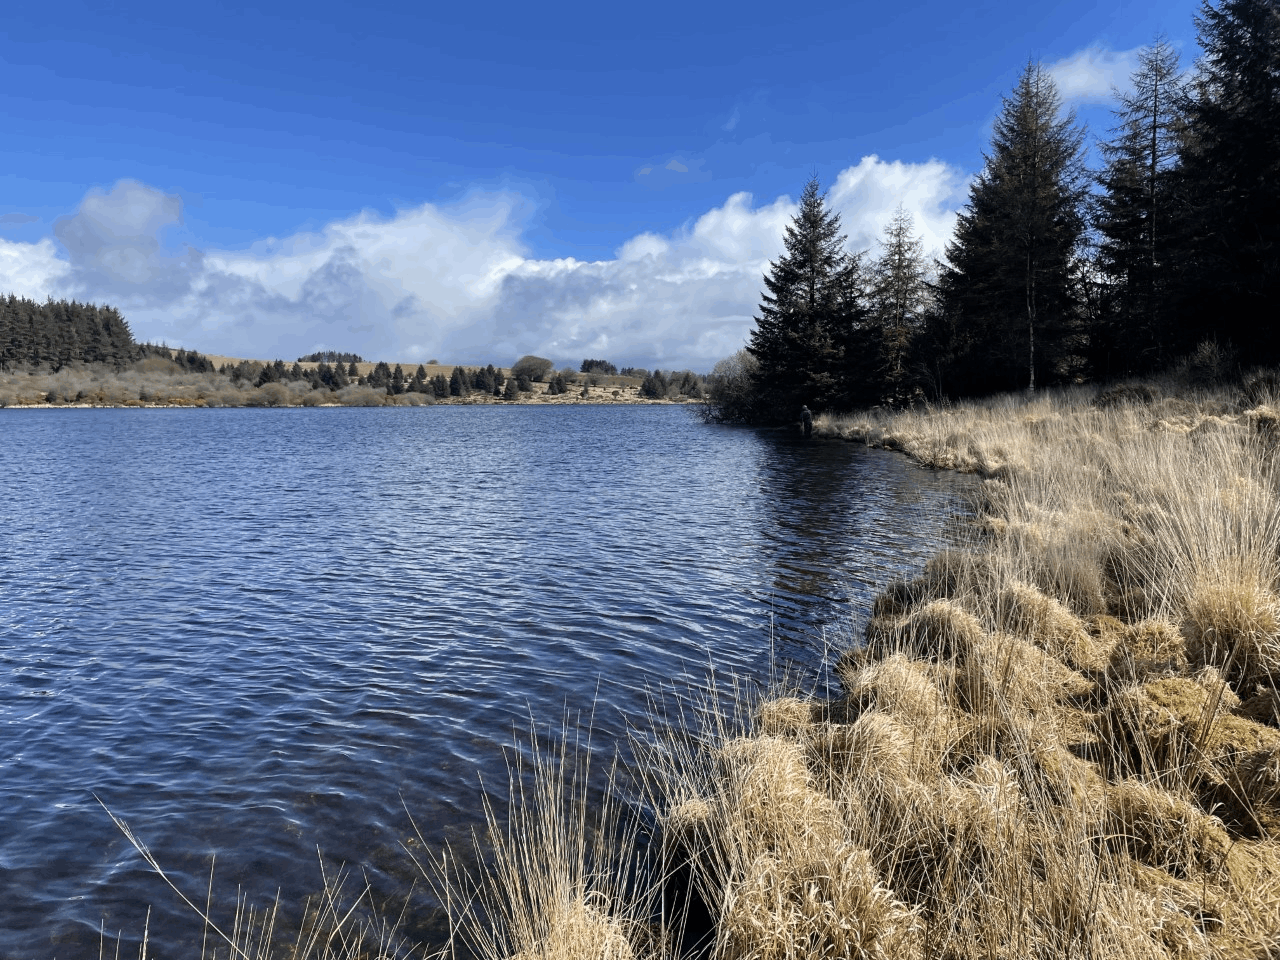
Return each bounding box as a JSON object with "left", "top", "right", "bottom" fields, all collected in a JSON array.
[
  {"left": 1175, "top": 0, "right": 1280, "bottom": 359},
  {"left": 870, "top": 206, "right": 931, "bottom": 403},
  {"left": 368, "top": 361, "right": 392, "bottom": 389},
  {"left": 639, "top": 369, "right": 668, "bottom": 399},
  {"left": 1094, "top": 36, "right": 1184, "bottom": 372},
  {"left": 939, "top": 63, "right": 1087, "bottom": 393},
  {"left": 450, "top": 365, "right": 469, "bottom": 396},
  {"left": 747, "top": 177, "right": 856, "bottom": 417}
]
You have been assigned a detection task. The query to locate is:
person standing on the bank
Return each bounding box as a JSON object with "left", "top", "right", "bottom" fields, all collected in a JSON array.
[{"left": 800, "top": 404, "right": 813, "bottom": 439}]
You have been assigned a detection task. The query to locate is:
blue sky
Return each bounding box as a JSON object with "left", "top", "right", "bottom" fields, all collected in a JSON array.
[{"left": 1, "top": 0, "right": 1203, "bottom": 369}]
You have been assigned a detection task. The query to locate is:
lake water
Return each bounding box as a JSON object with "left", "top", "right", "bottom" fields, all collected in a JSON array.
[{"left": 0, "top": 405, "right": 969, "bottom": 958}]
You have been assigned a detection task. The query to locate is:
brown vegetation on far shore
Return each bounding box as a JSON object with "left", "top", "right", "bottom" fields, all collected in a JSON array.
[{"left": 0, "top": 356, "right": 694, "bottom": 408}]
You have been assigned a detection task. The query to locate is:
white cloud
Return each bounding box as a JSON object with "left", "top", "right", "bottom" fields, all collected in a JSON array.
[
  {"left": 829, "top": 155, "right": 965, "bottom": 258},
  {"left": 0, "top": 237, "right": 71, "bottom": 300},
  {"left": 54, "top": 180, "right": 198, "bottom": 301},
  {"left": 6, "top": 159, "right": 966, "bottom": 370},
  {"left": 1047, "top": 45, "right": 1142, "bottom": 105}
]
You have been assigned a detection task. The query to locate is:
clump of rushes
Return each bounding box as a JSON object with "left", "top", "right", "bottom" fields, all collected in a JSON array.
[
  {"left": 430, "top": 369, "right": 1280, "bottom": 958},
  {"left": 417, "top": 724, "right": 659, "bottom": 960}
]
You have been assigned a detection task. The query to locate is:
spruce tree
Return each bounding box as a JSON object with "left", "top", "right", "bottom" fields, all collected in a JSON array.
[
  {"left": 450, "top": 365, "right": 469, "bottom": 396},
  {"left": 1175, "top": 0, "right": 1280, "bottom": 359},
  {"left": 747, "top": 177, "right": 854, "bottom": 417},
  {"left": 939, "top": 63, "right": 1087, "bottom": 393},
  {"left": 368, "top": 361, "right": 392, "bottom": 389},
  {"left": 1094, "top": 36, "right": 1184, "bottom": 372},
  {"left": 870, "top": 206, "right": 930, "bottom": 403}
]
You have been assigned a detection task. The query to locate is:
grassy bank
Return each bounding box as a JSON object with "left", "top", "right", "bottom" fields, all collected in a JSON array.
[{"left": 424, "top": 372, "right": 1280, "bottom": 960}]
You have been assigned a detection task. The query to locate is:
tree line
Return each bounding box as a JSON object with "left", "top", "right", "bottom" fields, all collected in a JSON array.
[
  {"left": 0, "top": 296, "right": 142, "bottom": 370},
  {"left": 714, "top": 0, "right": 1279, "bottom": 422},
  {"left": 0, "top": 304, "right": 705, "bottom": 403},
  {"left": 297, "top": 350, "right": 364, "bottom": 364}
]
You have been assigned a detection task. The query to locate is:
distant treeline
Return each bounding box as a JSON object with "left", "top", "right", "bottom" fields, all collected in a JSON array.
[
  {"left": 0, "top": 293, "right": 711, "bottom": 405},
  {"left": 297, "top": 350, "right": 364, "bottom": 364},
  {"left": 0, "top": 295, "right": 140, "bottom": 370},
  {"left": 218, "top": 357, "right": 512, "bottom": 398},
  {"left": 0, "top": 294, "right": 224, "bottom": 374}
]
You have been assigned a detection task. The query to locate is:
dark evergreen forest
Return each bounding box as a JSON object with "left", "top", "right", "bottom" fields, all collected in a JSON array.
[
  {"left": 0, "top": 295, "right": 143, "bottom": 370},
  {"left": 717, "top": 0, "right": 1280, "bottom": 422}
]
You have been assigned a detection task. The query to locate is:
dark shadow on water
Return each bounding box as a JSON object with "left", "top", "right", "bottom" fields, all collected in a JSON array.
[{"left": 748, "top": 431, "right": 971, "bottom": 682}]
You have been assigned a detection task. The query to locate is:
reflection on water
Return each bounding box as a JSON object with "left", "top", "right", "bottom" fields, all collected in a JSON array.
[{"left": 0, "top": 406, "right": 969, "bottom": 958}]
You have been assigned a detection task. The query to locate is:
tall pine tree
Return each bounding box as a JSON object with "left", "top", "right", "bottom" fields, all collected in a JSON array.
[
  {"left": 1175, "top": 0, "right": 1280, "bottom": 360},
  {"left": 939, "top": 63, "right": 1088, "bottom": 394},
  {"left": 869, "top": 206, "right": 931, "bottom": 404},
  {"left": 747, "top": 177, "right": 859, "bottom": 418},
  {"left": 1094, "top": 36, "right": 1184, "bottom": 374}
]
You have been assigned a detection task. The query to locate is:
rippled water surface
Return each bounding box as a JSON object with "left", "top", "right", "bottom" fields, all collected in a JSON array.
[{"left": 0, "top": 405, "right": 969, "bottom": 957}]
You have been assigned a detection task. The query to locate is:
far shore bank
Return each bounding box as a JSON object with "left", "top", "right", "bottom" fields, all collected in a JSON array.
[
  {"left": 1, "top": 393, "right": 696, "bottom": 409},
  {"left": 0, "top": 356, "right": 702, "bottom": 409}
]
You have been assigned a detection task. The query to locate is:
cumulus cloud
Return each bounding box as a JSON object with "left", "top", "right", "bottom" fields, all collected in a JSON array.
[
  {"left": 464, "top": 156, "right": 966, "bottom": 369},
  {"left": 829, "top": 155, "right": 964, "bottom": 257},
  {"left": 1047, "top": 45, "right": 1142, "bottom": 104},
  {"left": 8, "top": 159, "right": 966, "bottom": 370},
  {"left": 0, "top": 237, "right": 71, "bottom": 300},
  {"left": 466, "top": 190, "right": 798, "bottom": 369},
  {"left": 54, "top": 180, "right": 199, "bottom": 303}
]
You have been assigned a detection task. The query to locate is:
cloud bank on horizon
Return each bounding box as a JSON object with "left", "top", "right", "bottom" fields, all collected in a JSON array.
[{"left": 0, "top": 157, "right": 965, "bottom": 371}]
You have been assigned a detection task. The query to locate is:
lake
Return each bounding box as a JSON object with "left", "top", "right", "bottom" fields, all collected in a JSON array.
[{"left": 0, "top": 405, "right": 969, "bottom": 958}]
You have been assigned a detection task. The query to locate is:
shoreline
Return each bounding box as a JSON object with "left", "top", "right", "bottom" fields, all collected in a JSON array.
[
  {"left": 0, "top": 359, "right": 704, "bottom": 409},
  {"left": 0, "top": 396, "right": 697, "bottom": 409}
]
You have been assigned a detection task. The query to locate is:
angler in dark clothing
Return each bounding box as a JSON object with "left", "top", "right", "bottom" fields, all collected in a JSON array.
[{"left": 800, "top": 405, "right": 813, "bottom": 439}]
